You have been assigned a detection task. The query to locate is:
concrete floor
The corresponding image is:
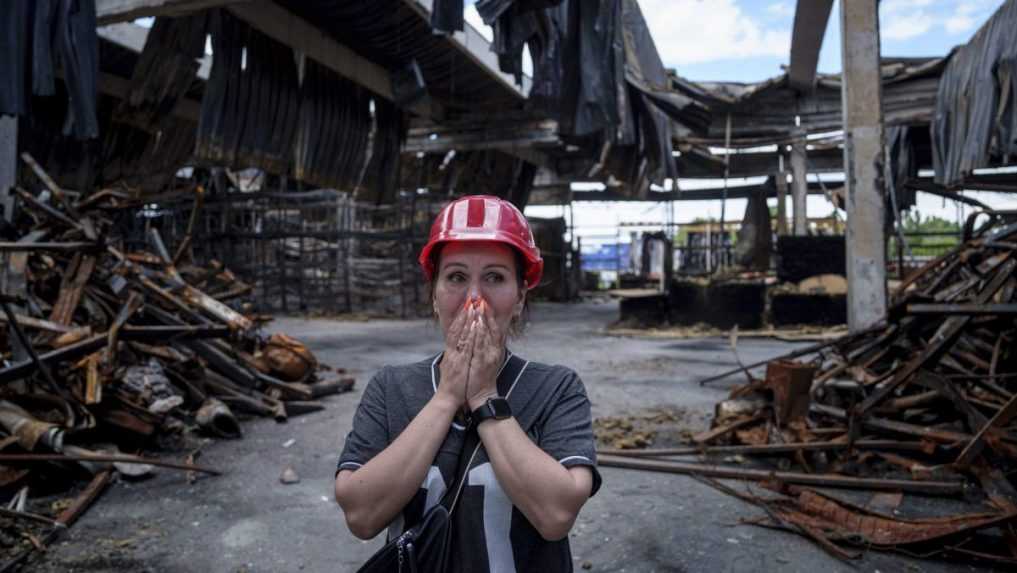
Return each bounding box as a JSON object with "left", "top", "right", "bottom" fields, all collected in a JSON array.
[{"left": 36, "top": 301, "right": 998, "bottom": 572}]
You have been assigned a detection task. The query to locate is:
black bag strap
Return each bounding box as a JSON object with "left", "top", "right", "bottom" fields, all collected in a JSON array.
[{"left": 438, "top": 353, "right": 530, "bottom": 515}]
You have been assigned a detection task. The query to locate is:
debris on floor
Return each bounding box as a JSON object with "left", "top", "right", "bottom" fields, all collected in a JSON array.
[
  {"left": 279, "top": 466, "right": 300, "bottom": 485},
  {"left": 0, "top": 156, "right": 355, "bottom": 566},
  {"left": 606, "top": 323, "right": 848, "bottom": 342},
  {"left": 594, "top": 407, "right": 700, "bottom": 450},
  {"left": 600, "top": 211, "right": 1017, "bottom": 566}
]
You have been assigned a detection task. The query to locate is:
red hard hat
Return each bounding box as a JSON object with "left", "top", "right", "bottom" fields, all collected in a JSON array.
[{"left": 419, "top": 195, "right": 543, "bottom": 288}]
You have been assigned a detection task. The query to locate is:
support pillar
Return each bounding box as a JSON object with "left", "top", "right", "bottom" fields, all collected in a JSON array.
[
  {"left": 840, "top": 0, "right": 887, "bottom": 331},
  {"left": 1, "top": 115, "right": 27, "bottom": 367},
  {"left": 790, "top": 128, "right": 808, "bottom": 235},
  {"left": 776, "top": 162, "right": 789, "bottom": 236},
  {"left": 0, "top": 116, "right": 15, "bottom": 221}
]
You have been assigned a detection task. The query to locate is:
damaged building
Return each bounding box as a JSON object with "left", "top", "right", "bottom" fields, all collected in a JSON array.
[{"left": 0, "top": 0, "right": 1015, "bottom": 571}]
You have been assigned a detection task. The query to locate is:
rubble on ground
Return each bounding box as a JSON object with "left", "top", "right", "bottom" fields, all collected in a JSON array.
[
  {"left": 600, "top": 211, "right": 1017, "bottom": 566},
  {"left": 0, "top": 155, "right": 355, "bottom": 567}
]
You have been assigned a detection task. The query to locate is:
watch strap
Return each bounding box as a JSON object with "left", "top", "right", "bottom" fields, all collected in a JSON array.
[{"left": 471, "top": 397, "right": 512, "bottom": 425}]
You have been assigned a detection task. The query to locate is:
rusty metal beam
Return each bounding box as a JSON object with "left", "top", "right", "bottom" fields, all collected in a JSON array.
[
  {"left": 956, "top": 391, "right": 1017, "bottom": 465},
  {"left": 598, "top": 439, "right": 931, "bottom": 458},
  {"left": 813, "top": 404, "right": 973, "bottom": 444},
  {"left": 0, "top": 452, "right": 222, "bottom": 475},
  {"left": 0, "top": 242, "right": 98, "bottom": 252},
  {"left": 907, "top": 303, "right": 1017, "bottom": 316},
  {"left": 597, "top": 454, "right": 964, "bottom": 495}
]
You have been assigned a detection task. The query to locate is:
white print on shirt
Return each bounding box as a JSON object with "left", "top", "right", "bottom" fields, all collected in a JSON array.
[
  {"left": 393, "top": 463, "right": 515, "bottom": 572},
  {"left": 388, "top": 466, "right": 447, "bottom": 540},
  {"left": 468, "top": 462, "right": 515, "bottom": 573},
  {"left": 423, "top": 465, "right": 448, "bottom": 510}
]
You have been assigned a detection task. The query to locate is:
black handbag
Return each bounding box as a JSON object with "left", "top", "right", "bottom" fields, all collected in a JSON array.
[
  {"left": 357, "top": 355, "right": 530, "bottom": 573},
  {"left": 355, "top": 430, "right": 481, "bottom": 573}
]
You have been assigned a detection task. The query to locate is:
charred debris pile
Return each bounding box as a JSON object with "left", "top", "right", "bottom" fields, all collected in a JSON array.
[
  {"left": 0, "top": 155, "right": 354, "bottom": 567},
  {"left": 601, "top": 210, "right": 1017, "bottom": 566}
]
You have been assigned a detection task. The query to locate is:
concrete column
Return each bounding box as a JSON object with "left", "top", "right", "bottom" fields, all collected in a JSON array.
[
  {"left": 840, "top": 0, "right": 887, "bottom": 331},
  {"left": 790, "top": 128, "right": 808, "bottom": 235},
  {"left": 0, "top": 115, "right": 25, "bottom": 366},
  {"left": 776, "top": 168, "right": 789, "bottom": 236},
  {"left": 0, "top": 116, "right": 15, "bottom": 222}
]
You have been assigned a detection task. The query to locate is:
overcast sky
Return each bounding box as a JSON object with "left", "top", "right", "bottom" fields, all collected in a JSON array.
[{"left": 499, "top": 0, "right": 1017, "bottom": 241}]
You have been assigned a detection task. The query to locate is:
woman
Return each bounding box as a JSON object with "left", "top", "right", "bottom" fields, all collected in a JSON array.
[{"left": 335, "top": 195, "right": 601, "bottom": 572}]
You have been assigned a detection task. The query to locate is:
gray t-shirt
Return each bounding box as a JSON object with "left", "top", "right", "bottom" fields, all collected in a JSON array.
[{"left": 337, "top": 352, "right": 602, "bottom": 573}]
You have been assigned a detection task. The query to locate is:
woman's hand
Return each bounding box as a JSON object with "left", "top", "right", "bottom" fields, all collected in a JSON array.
[
  {"left": 467, "top": 299, "right": 507, "bottom": 411},
  {"left": 437, "top": 300, "right": 478, "bottom": 409}
]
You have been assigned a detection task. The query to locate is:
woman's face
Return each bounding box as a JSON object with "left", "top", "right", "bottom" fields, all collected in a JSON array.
[{"left": 433, "top": 241, "right": 526, "bottom": 338}]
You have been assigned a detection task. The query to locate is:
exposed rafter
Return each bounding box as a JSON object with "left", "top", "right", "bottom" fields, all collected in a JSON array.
[
  {"left": 225, "top": 2, "right": 441, "bottom": 118},
  {"left": 97, "top": 0, "right": 526, "bottom": 120},
  {"left": 788, "top": 0, "right": 835, "bottom": 92},
  {"left": 96, "top": 0, "right": 246, "bottom": 24},
  {"left": 404, "top": 0, "right": 529, "bottom": 97}
]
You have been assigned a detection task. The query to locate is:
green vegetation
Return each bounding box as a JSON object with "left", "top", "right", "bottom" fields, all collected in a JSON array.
[{"left": 891, "top": 213, "right": 961, "bottom": 258}]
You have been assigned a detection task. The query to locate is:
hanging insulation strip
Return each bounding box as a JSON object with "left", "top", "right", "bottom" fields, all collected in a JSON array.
[{"left": 196, "top": 10, "right": 300, "bottom": 174}]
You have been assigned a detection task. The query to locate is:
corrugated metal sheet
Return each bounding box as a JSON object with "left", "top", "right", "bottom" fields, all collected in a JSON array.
[
  {"left": 933, "top": 0, "right": 1017, "bottom": 185},
  {"left": 671, "top": 57, "right": 946, "bottom": 145},
  {"left": 17, "top": 36, "right": 195, "bottom": 193},
  {"left": 196, "top": 10, "right": 301, "bottom": 175},
  {"left": 473, "top": 0, "right": 711, "bottom": 193}
]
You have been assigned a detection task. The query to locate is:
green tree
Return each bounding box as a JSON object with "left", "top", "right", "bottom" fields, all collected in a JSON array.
[{"left": 893, "top": 213, "right": 960, "bottom": 258}]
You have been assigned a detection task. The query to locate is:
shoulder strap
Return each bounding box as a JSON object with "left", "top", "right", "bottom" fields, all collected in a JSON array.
[{"left": 440, "top": 354, "right": 531, "bottom": 515}]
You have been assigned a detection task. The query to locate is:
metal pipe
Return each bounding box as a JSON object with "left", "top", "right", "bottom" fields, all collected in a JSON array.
[{"left": 598, "top": 455, "right": 964, "bottom": 495}]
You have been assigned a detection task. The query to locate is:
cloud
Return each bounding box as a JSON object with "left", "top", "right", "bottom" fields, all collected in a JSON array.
[
  {"left": 879, "top": 0, "right": 1003, "bottom": 39},
  {"left": 879, "top": 0, "right": 938, "bottom": 40},
  {"left": 881, "top": 0, "right": 935, "bottom": 9},
  {"left": 943, "top": 1, "right": 1000, "bottom": 35},
  {"left": 766, "top": 1, "right": 794, "bottom": 18},
  {"left": 945, "top": 14, "right": 976, "bottom": 33},
  {"left": 639, "top": 0, "right": 790, "bottom": 66},
  {"left": 882, "top": 11, "right": 936, "bottom": 40}
]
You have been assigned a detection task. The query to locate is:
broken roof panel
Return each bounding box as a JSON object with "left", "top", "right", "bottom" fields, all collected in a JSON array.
[
  {"left": 670, "top": 57, "right": 947, "bottom": 145},
  {"left": 933, "top": 0, "right": 1017, "bottom": 186},
  {"left": 276, "top": 0, "right": 528, "bottom": 115}
]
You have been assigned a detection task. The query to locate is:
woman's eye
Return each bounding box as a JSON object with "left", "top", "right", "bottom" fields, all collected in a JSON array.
[
  {"left": 447, "top": 272, "right": 467, "bottom": 283},
  {"left": 485, "top": 273, "right": 505, "bottom": 283}
]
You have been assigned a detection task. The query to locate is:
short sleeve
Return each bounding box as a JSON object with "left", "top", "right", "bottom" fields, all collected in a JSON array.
[
  {"left": 336, "top": 369, "right": 390, "bottom": 474},
  {"left": 537, "top": 371, "right": 603, "bottom": 496}
]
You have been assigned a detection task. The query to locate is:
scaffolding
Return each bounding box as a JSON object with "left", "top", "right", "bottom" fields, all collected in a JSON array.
[{"left": 122, "top": 190, "right": 445, "bottom": 317}]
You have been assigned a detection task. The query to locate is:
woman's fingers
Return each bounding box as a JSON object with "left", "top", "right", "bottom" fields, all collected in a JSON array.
[
  {"left": 476, "top": 313, "right": 499, "bottom": 367},
  {"left": 465, "top": 316, "right": 480, "bottom": 356},
  {"left": 464, "top": 319, "right": 480, "bottom": 395},
  {"left": 479, "top": 301, "right": 506, "bottom": 348},
  {"left": 446, "top": 303, "right": 470, "bottom": 347},
  {"left": 455, "top": 312, "right": 473, "bottom": 353}
]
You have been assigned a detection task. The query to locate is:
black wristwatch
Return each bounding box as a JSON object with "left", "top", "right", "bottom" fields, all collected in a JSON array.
[{"left": 471, "top": 397, "right": 512, "bottom": 425}]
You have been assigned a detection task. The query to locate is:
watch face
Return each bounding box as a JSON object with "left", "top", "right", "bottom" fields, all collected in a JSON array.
[{"left": 489, "top": 398, "right": 512, "bottom": 418}]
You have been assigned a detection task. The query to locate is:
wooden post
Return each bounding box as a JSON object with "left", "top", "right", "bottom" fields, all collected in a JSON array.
[{"left": 840, "top": 0, "right": 887, "bottom": 331}]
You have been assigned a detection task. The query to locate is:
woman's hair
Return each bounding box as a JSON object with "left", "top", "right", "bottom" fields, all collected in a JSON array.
[{"left": 428, "top": 244, "right": 530, "bottom": 336}]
